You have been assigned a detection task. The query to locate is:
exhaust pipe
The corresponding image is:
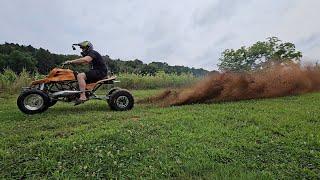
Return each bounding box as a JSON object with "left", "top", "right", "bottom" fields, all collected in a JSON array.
[{"left": 51, "top": 90, "right": 82, "bottom": 98}]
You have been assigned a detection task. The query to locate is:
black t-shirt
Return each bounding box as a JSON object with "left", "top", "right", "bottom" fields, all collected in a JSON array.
[{"left": 87, "top": 50, "right": 107, "bottom": 72}]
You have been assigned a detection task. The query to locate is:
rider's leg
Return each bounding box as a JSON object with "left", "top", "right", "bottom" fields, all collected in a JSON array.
[{"left": 77, "top": 73, "right": 87, "bottom": 100}]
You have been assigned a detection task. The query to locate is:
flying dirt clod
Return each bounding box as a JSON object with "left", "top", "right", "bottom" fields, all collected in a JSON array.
[{"left": 139, "top": 64, "right": 320, "bottom": 106}]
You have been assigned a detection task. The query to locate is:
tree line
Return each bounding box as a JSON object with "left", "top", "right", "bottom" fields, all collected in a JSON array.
[
  {"left": 0, "top": 37, "right": 303, "bottom": 76},
  {"left": 0, "top": 43, "right": 209, "bottom": 76}
]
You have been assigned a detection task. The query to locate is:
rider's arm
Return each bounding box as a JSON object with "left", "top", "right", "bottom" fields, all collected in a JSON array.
[{"left": 68, "top": 56, "right": 93, "bottom": 64}]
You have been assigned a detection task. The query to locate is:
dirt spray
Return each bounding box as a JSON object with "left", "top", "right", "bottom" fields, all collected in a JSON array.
[{"left": 139, "top": 64, "right": 320, "bottom": 106}]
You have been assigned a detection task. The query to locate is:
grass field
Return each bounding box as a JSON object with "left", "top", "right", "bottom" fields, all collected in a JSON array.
[{"left": 0, "top": 89, "right": 319, "bottom": 179}]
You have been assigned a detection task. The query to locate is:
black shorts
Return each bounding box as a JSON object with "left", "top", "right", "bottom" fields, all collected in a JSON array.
[{"left": 85, "top": 70, "right": 107, "bottom": 83}]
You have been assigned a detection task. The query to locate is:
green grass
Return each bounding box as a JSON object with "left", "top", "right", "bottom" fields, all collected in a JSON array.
[{"left": 0, "top": 90, "right": 319, "bottom": 179}]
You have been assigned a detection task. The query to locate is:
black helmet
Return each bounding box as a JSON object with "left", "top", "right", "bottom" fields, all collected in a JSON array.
[{"left": 75, "top": 41, "right": 93, "bottom": 56}]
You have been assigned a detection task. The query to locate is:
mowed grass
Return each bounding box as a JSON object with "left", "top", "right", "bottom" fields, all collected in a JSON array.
[{"left": 0, "top": 89, "right": 319, "bottom": 179}]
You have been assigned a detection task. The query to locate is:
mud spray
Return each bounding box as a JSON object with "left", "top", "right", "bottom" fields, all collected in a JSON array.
[{"left": 139, "top": 64, "right": 320, "bottom": 106}]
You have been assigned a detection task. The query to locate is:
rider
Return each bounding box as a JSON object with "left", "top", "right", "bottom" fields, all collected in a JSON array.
[{"left": 64, "top": 41, "right": 108, "bottom": 105}]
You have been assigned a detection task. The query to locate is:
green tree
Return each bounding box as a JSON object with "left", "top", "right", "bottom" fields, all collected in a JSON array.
[
  {"left": 6, "top": 50, "right": 37, "bottom": 73},
  {"left": 218, "top": 37, "right": 302, "bottom": 72},
  {"left": 140, "top": 64, "right": 157, "bottom": 76},
  {"left": 0, "top": 54, "right": 9, "bottom": 72},
  {"left": 35, "top": 48, "right": 55, "bottom": 74}
]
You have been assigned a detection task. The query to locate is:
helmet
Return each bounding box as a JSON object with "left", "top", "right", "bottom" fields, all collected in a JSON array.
[
  {"left": 77, "top": 41, "right": 93, "bottom": 56},
  {"left": 78, "top": 41, "right": 93, "bottom": 50}
]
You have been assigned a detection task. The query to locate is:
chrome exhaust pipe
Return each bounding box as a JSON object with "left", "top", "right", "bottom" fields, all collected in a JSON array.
[{"left": 51, "top": 90, "right": 82, "bottom": 97}]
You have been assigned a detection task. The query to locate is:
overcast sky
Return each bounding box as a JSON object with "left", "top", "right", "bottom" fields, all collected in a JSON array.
[{"left": 0, "top": 0, "right": 319, "bottom": 70}]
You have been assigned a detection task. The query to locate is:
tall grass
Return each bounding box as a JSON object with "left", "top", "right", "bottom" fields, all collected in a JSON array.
[
  {"left": 0, "top": 70, "right": 199, "bottom": 95},
  {"left": 117, "top": 71, "right": 198, "bottom": 89},
  {"left": 0, "top": 69, "right": 32, "bottom": 94}
]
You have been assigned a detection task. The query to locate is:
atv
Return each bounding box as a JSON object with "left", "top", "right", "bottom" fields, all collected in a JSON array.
[{"left": 17, "top": 65, "right": 134, "bottom": 114}]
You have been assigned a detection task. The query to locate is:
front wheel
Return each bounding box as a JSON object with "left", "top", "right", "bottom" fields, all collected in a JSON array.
[
  {"left": 17, "top": 89, "right": 50, "bottom": 114},
  {"left": 108, "top": 89, "right": 134, "bottom": 111}
]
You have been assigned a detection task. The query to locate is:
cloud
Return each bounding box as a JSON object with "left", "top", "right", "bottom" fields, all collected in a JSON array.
[
  {"left": 0, "top": 0, "right": 319, "bottom": 70},
  {"left": 193, "top": 0, "right": 243, "bottom": 27}
]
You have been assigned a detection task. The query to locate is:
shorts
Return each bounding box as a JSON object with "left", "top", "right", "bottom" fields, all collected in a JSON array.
[{"left": 85, "top": 70, "right": 107, "bottom": 83}]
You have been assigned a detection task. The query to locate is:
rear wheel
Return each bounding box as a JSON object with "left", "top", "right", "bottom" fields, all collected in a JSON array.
[
  {"left": 17, "top": 89, "right": 50, "bottom": 114},
  {"left": 108, "top": 89, "right": 134, "bottom": 111}
]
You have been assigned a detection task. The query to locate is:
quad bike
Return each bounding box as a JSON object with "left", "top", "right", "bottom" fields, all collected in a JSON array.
[{"left": 17, "top": 65, "right": 134, "bottom": 114}]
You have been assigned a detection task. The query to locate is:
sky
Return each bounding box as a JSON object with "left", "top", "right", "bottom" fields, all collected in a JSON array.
[{"left": 0, "top": 0, "right": 319, "bottom": 70}]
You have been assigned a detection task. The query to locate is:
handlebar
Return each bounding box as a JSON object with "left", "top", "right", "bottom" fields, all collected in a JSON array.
[
  {"left": 60, "top": 62, "right": 72, "bottom": 68},
  {"left": 72, "top": 43, "right": 80, "bottom": 50}
]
